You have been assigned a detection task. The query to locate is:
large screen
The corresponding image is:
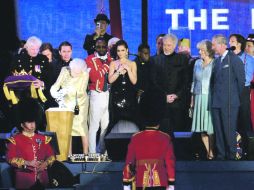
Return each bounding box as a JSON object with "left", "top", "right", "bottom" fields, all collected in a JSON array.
[{"left": 17, "top": 0, "right": 254, "bottom": 57}]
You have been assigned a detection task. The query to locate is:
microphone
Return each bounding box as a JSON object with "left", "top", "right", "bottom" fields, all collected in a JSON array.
[{"left": 226, "top": 46, "right": 236, "bottom": 51}]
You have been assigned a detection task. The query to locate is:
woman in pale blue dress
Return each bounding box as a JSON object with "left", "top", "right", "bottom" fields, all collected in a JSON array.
[{"left": 191, "top": 40, "right": 215, "bottom": 159}]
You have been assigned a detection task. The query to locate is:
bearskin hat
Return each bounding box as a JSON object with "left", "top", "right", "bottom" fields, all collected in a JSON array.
[
  {"left": 140, "top": 87, "right": 166, "bottom": 127},
  {"left": 18, "top": 97, "right": 39, "bottom": 124}
]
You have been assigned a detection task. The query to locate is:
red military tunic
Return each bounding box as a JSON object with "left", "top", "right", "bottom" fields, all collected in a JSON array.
[
  {"left": 6, "top": 133, "right": 55, "bottom": 189},
  {"left": 123, "top": 128, "right": 176, "bottom": 188},
  {"left": 86, "top": 52, "right": 112, "bottom": 92}
]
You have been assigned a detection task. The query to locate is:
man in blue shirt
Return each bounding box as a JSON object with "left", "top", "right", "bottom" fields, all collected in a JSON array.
[{"left": 229, "top": 34, "right": 254, "bottom": 159}]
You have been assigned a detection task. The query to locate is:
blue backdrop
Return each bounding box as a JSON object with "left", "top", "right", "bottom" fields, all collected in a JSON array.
[{"left": 17, "top": 0, "right": 254, "bottom": 57}]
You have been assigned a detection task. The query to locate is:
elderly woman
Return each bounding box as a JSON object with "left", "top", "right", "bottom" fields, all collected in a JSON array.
[
  {"left": 50, "top": 58, "right": 89, "bottom": 154},
  {"left": 108, "top": 40, "right": 138, "bottom": 133},
  {"left": 191, "top": 40, "right": 215, "bottom": 160}
]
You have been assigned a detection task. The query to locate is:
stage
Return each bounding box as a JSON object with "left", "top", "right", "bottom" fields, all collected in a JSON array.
[{"left": 1, "top": 161, "right": 254, "bottom": 190}]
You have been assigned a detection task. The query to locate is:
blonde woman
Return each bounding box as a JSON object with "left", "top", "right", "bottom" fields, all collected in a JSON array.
[
  {"left": 191, "top": 40, "right": 215, "bottom": 160},
  {"left": 50, "top": 58, "right": 89, "bottom": 154}
]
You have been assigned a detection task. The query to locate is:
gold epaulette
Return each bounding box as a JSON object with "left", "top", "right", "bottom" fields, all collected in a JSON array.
[
  {"left": 7, "top": 137, "right": 16, "bottom": 145},
  {"left": 45, "top": 136, "right": 52, "bottom": 144},
  {"left": 46, "top": 155, "right": 56, "bottom": 167},
  {"left": 10, "top": 157, "right": 25, "bottom": 168}
]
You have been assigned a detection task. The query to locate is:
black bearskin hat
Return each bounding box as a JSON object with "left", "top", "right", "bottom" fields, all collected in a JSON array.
[
  {"left": 18, "top": 97, "right": 39, "bottom": 124},
  {"left": 140, "top": 87, "right": 166, "bottom": 126}
]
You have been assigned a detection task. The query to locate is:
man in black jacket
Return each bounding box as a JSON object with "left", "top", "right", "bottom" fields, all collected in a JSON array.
[
  {"left": 151, "top": 34, "right": 189, "bottom": 134},
  {"left": 83, "top": 14, "right": 113, "bottom": 55},
  {"left": 10, "top": 36, "right": 51, "bottom": 131},
  {"left": 53, "top": 41, "right": 72, "bottom": 83}
]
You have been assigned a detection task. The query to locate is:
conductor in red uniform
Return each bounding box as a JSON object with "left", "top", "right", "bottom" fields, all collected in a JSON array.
[
  {"left": 123, "top": 87, "right": 176, "bottom": 190},
  {"left": 6, "top": 98, "right": 55, "bottom": 189}
]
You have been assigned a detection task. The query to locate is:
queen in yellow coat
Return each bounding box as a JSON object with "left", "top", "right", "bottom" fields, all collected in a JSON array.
[{"left": 50, "top": 58, "right": 89, "bottom": 154}]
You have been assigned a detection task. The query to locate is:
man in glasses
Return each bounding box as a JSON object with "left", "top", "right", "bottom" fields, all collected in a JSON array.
[{"left": 86, "top": 37, "right": 112, "bottom": 154}]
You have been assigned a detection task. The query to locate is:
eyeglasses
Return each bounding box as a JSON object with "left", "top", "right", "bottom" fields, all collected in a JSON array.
[{"left": 96, "top": 45, "right": 107, "bottom": 49}]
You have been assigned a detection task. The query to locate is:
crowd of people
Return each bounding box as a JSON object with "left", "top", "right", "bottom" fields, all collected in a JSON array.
[{"left": 2, "top": 12, "right": 254, "bottom": 189}]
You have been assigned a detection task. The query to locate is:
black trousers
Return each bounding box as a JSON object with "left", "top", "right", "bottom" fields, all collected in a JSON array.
[{"left": 161, "top": 105, "right": 186, "bottom": 133}]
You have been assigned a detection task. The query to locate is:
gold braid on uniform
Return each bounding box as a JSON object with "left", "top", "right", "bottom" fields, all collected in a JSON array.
[
  {"left": 45, "top": 136, "right": 52, "bottom": 144},
  {"left": 3, "top": 69, "right": 47, "bottom": 104},
  {"left": 7, "top": 138, "right": 25, "bottom": 168},
  {"left": 10, "top": 158, "right": 25, "bottom": 168},
  {"left": 44, "top": 136, "right": 55, "bottom": 166},
  {"left": 45, "top": 156, "right": 56, "bottom": 167},
  {"left": 7, "top": 137, "right": 16, "bottom": 145}
]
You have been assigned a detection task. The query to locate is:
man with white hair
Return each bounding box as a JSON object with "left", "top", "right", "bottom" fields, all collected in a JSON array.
[
  {"left": 10, "top": 36, "right": 51, "bottom": 131},
  {"left": 11, "top": 36, "right": 50, "bottom": 89},
  {"left": 150, "top": 33, "right": 189, "bottom": 134}
]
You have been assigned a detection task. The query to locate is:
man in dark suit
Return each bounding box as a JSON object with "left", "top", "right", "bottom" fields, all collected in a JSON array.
[
  {"left": 150, "top": 34, "right": 189, "bottom": 134},
  {"left": 211, "top": 34, "right": 245, "bottom": 160},
  {"left": 53, "top": 41, "right": 73, "bottom": 83}
]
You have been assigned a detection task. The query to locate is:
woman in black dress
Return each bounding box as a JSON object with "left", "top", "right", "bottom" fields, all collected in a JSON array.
[{"left": 108, "top": 40, "right": 138, "bottom": 133}]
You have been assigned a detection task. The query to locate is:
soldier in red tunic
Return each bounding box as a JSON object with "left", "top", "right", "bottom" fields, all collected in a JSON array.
[
  {"left": 6, "top": 98, "right": 55, "bottom": 189},
  {"left": 123, "top": 88, "right": 176, "bottom": 190}
]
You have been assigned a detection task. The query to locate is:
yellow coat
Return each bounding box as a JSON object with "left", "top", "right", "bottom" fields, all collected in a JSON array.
[{"left": 50, "top": 67, "right": 89, "bottom": 136}]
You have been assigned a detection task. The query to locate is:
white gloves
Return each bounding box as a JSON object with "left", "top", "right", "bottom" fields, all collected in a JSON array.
[
  {"left": 57, "top": 88, "right": 68, "bottom": 97},
  {"left": 166, "top": 185, "right": 175, "bottom": 190},
  {"left": 51, "top": 88, "right": 68, "bottom": 99},
  {"left": 123, "top": 185, "right": 131, "bottom": 190},
  {"left": 50, "top": 88, "right": 69, "bottom": 108}
]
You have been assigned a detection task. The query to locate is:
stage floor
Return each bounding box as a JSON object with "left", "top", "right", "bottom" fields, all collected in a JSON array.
[{"left": 1, "top": 161, "right": 254, "bottom": 190}]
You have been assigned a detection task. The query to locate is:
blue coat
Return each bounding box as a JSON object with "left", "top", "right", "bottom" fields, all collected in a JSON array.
[
  {"left": 211, "top": 51, "right": 245, "bottom": 108},
  {"left": 191, "top": 59, "right": 214, "bottom": 95}
]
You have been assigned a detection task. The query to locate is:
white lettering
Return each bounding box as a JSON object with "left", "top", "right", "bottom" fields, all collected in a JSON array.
[
  {"left": 252, "top": 9, "right": 254, "bottom": 29},
  {"left": 26, "top": 15, "right": 39, "bottom": 33},
  {"left": 165, "top": 9, "right": 184, "bottom": 29},
  {"left": 188, "top": 9, "right": 207, "bottom": 30},
  {"left": 212, "top": 9, "right": 229, "bottom": 30}
]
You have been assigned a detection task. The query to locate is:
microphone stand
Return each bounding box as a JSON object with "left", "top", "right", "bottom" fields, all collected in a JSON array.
[{"left": 227, "top": 54, "right": 231, "bottom": 159}]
